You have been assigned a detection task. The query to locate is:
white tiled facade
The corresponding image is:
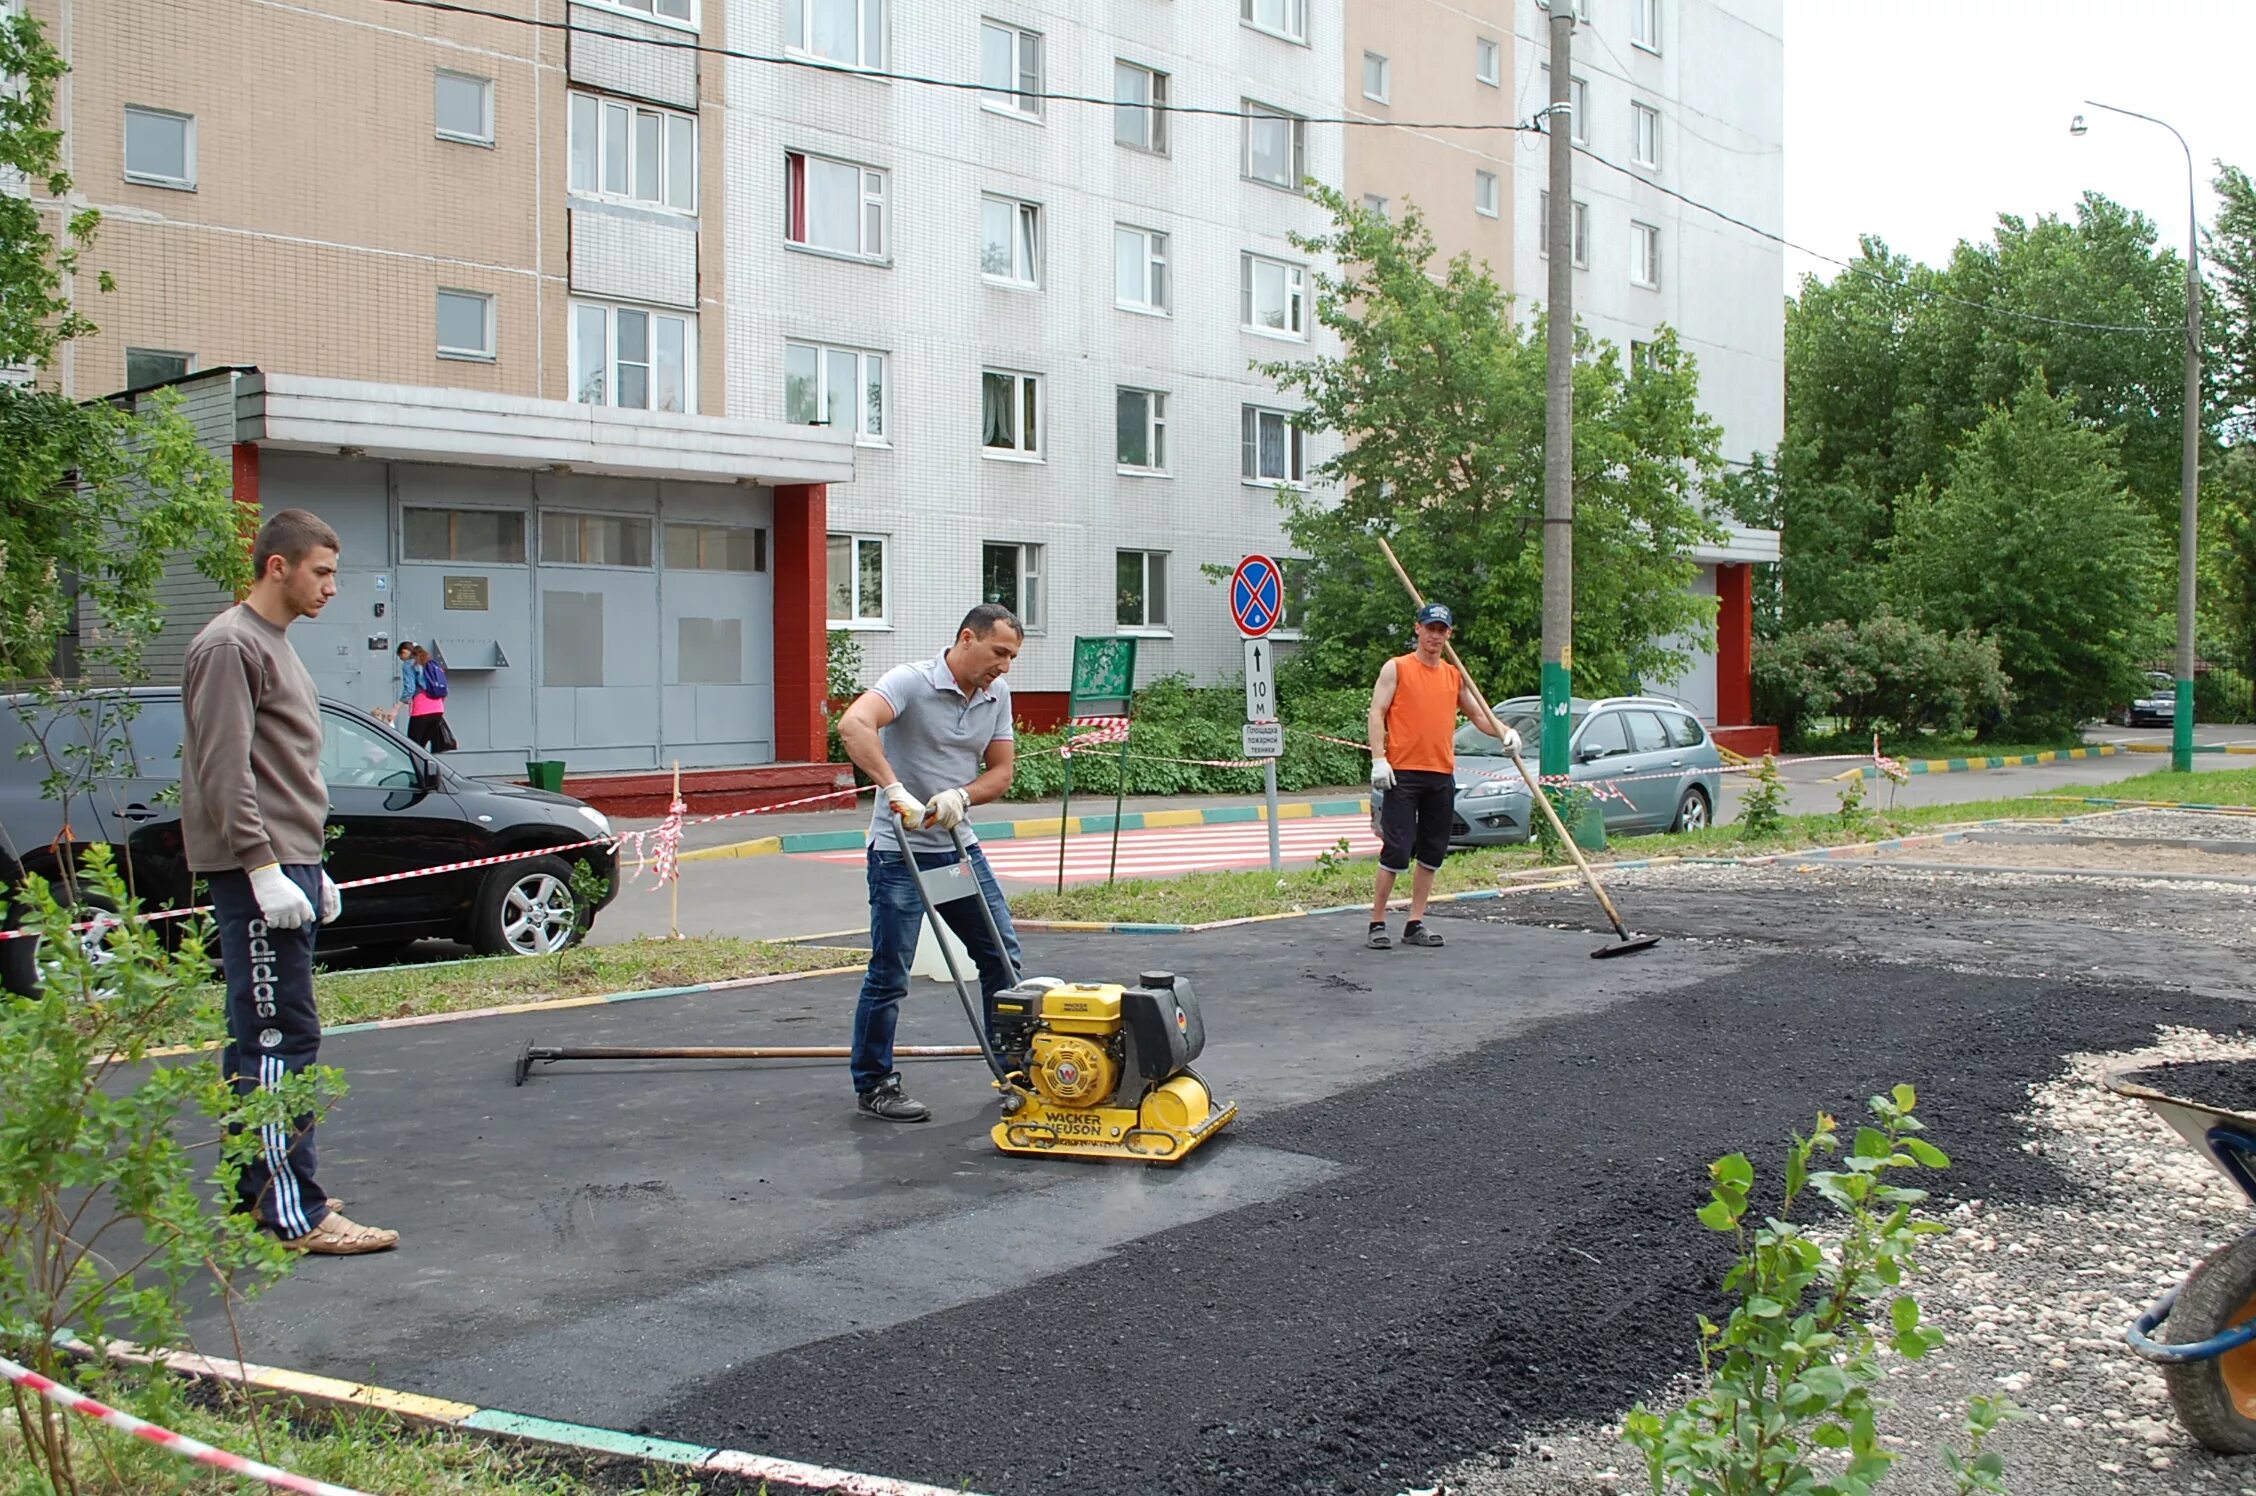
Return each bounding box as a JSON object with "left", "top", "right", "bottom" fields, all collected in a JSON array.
[
  {"left": 1511, "top": 0, "right": 1784, "bottom": 470},
  {"left": 725, "top": 0, "right": 1345, "bottom": 694}
]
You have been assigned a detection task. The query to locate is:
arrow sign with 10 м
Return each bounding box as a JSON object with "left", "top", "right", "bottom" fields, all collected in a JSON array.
[{"left": 1231, "top": 554, "right": 1282, "bottom": 638}]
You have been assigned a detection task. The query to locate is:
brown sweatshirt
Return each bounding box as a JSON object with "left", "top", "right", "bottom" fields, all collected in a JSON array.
[{"left": 180, "top": 604, "right": 330, "bottom": 872}]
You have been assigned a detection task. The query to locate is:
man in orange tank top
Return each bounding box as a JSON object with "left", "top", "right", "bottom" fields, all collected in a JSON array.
[{"left": 1365, "top": 603, "right": 1518, "bottom": 949}]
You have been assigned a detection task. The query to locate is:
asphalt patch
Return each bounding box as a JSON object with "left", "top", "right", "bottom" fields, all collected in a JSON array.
[
  {"left": 2121, "top": 1058, "right": 2256, "bottom": 1114},
  {"left": 659, "top": 955, "right": 2249, "bottom": 1495}
]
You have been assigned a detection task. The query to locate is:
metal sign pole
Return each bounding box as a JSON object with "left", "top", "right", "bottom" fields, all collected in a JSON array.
[{"left": 1265, "top": 757, "right": 1281, "bottom": 871}]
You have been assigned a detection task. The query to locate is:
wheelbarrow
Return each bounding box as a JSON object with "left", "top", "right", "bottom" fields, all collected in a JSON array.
[{"left": 2108, "top": 1059, "right": 2256, "bottom": 1453}]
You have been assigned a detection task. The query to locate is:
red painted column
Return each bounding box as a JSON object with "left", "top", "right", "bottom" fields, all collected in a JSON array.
[
  {"left": 771, "top": 483, "right": 829, "bottom": 762},
  {"left": 1715, "top": 563, "right": 1753, "bottom": 725},
  {"left": 231, "top": 443, "right": 262, "bottom": 597}
]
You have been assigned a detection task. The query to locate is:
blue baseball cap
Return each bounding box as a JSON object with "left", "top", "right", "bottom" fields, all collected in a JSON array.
[{"left": 1416, "top": 602, "right": 1455, "bottom": 628}]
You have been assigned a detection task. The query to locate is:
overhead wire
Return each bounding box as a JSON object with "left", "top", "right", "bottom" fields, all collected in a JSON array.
[{"left": 365, "top": 0, "right": 2179, "bottom": 341}]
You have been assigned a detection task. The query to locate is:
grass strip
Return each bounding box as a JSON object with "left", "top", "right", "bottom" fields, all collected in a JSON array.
[{"left": 1007, "top": 765, "right": 2256, "bottom": 926}]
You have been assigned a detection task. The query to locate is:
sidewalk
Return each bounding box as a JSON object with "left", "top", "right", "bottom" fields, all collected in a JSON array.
[{"left": 626, "top": 787, "right": 1371, "bottom": 857}]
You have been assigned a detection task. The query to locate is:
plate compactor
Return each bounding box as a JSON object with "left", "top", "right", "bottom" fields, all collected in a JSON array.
[{"left": 904, "top": 823, "right": 1237, "bottom": 1164}]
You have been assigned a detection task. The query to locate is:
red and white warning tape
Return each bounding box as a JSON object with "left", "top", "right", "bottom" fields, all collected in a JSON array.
[
  {"left": 1058, "top": 715, "right": 1130, "bottom": 757},
  {"left": 0, "top": 1351, "right": 372, "bottom": 1496}
]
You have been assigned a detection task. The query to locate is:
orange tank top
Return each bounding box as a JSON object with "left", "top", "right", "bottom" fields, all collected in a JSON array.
[{"left": 1384, "top": 653, "right": 1462, "bottom": 774}]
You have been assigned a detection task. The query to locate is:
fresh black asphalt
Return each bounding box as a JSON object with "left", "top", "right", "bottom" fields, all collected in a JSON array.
[{"left": 184, "top": 891, "right": 2255, "bottom": 1495}]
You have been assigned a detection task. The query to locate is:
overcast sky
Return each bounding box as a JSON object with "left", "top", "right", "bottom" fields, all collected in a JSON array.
[{"left": 1781, "top": 0, "right": 2255, "bottom": 295}]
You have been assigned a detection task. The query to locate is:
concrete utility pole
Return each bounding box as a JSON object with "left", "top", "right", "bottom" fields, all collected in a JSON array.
[
  {"left": 2073, "top": 102, "right": 2202, "bottom": 774},
  {"left": 1540, "top": 2, "right": 1577, "bottom": 782}
]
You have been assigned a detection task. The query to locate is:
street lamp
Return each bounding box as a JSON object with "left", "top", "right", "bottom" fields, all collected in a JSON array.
[{"left": 2072, "top": 100, "right": 2202, "bottom": 773}]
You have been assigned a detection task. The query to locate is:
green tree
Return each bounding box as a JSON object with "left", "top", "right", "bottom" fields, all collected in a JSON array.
[
  {"left": 1260, "top": 189, "right": 1724, "bottom": 699},
  {"left": 2202, "top": 163, "right": 2255, "bottom": 441},
  {"left": 1779, "top": 198, "right": 2206, "bottom": 633},
  {"left": 1890, "top": 374, "right": 2165, "bottom": 734},
  {"left": 0, "top": 10, "right": 248, "bottom": 684}
]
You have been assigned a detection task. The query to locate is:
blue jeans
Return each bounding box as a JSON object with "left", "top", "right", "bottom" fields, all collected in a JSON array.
[{"left": 851, "top": 843, "right": 1021, "bottom": 1094}]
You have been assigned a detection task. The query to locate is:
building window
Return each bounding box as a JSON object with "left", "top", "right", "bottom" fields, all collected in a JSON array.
[
  {"left": 124, "top": 348, "right": 192, "bottom": 389},
  {"left": 1361, "top": 193, "right": 1389, "bottom": 219},
  {"left": 1632, "top": 102, "right": 1659, "bottom": 169},
  {"left": 571, "top": 300, "right": 694, "bottom": 411},
  {"left": 1632, "top": 221, "right": 1661, "bottom": 288},
  {"left": 1241, "top": 405, "right": 1304, "bottom": 485},
  {"left": 1538, "top": 192, "right": 1590, "bottom": 269},
  {"left": 1475, "top": 170, "right": 1499, "bottom": 217},
  {"left": 1633, "top": 0, "right": 1660, "bottom": 53},
  {"left": 982, "top": 542, "right": 1043, "bottom": 630},
  {"left": 1114, "top": 60, "right": 1168, "bottom": 153},
  {"left": 786, "top": 151, "right": 885, "bottom": 260},
  {"left": 1116, "top": 550, "right": 1168, "bottom": 630},
  {"left": 436, "top": 289, "right": 495, "bottom": 360},
  {"left": 1539, "top": 67, "right": 1588, "bottom": 145},
  {"left": 1475, "top": 36, "right": 1500, "bottom": 86},
  {"left": 981, "top": 369, "right": 1041, "bottom": 458},
  {"left": 1114, "top": 225, "right": 1169, "bottom": 314},
  {"left": 1361, "top": 52, "right": 1389, "bottom": 104},
  {"left": 981, "top": 194, "right": 1041, "bottom": 286},
  {"left": 1241, "top": 253, "right": 1306, "bottom": 338},
  {"left": 1116, "top": 388, "right": 1168, "bottom": 474},
  {"left": 980, "top": 19, "right": 1043, "bottom": 119},
  {"left": 1240, "top": 0, "right": 1306, "bottom": 45},
  {"left": 403, "top": 507, "right": 527, "bottom": 564},
  {"left": 1629, "top": 338, "right": 1655, "bottom": 373},
  {"left": 541, "top": 513, "right": 654, "bottom": 568},
  {"left": 569, "top": 93, "right": 696, "bottom": 212},
  {"left": 785, "top": 340, "right": 887, "bottom": 443},
  {"left": 666, "top": 523, "right": 766, "bottom": 572},
  {"left": 122, "top": 105, "right": 194, "bottom": 189},
  {"left": 1242, "top": 102, "right": 1306, "bottom": 191},
  {"left": 827, "top": 533, "right": 887, "bottom": 626},
  {"left": 435, "top": 71, "right": 494, "bottom": 145},
  {"left": 786, "top": 0, "right": 883, "bottom": 69},
  {"left": 589, "top": 0, "right": 694, "bottom": 24}
]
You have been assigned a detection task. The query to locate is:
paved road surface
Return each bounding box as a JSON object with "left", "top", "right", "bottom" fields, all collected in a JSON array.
[{"left": 799, "top": 814, "right": 1383, "bottom": 886}]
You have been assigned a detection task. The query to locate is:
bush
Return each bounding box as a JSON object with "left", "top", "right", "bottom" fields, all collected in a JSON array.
[
  {"left": 1753, "top": 610, "right": 2012, "bottom": 749},
  {"left": 1006, "top": 674, "right": 1372, "bottom": 800},
  {"left": 2196, "top": 664, "right": 2254, "bottom": 724}
]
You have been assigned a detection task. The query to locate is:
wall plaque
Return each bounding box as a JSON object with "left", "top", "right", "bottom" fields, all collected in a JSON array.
[{"left": 443, "top": 575, "right": 489, "bottom": 611}]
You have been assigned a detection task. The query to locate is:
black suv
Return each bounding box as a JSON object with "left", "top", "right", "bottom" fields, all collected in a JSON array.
[{"left": 1, "top": 689, "right": 620, "bottom": 991}]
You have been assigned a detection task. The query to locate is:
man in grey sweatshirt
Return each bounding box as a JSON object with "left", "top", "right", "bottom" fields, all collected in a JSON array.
[{"left": 181, "top": 509, "right": 398, "bottom": 1255}]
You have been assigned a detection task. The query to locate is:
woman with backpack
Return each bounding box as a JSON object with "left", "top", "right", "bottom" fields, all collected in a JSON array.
[{"left": 391, "top": 641, "right": 455, "bottom": 753}]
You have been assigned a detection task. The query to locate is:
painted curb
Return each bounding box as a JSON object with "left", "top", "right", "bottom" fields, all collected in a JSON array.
[
  {"left": 1826, "top": 744, "right": 2120, "bottom": 782},
  {"left": 2123, "top": 741, "right": 2256, "bottom": 754},
  {"left": 89, "top": 1337, "right": 986, "bottom": 1496},
  {"left": 678, "top": 796, "right": 1374, "bottom": 863}
]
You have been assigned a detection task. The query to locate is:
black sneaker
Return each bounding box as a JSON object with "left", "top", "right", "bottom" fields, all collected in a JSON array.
[
  {"left": 1400, "top": 920, "right": 1443, "bottom": 947},
  {"left": 856, "top": 1078, "right": 930, "bottom": 1123},
  {"left": 1366, "top": 922, "right": 1391, "bottom": 950}
]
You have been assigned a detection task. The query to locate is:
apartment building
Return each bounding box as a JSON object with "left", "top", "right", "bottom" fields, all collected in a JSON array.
[
  {"left": 727, "top": 0, "right": 1345, "bottom": 713},
  {"left": 27, "top": 0, "right": 857, "bottom": 779},
  {"left": 1345, "top": 0, "right": 1784, "bottom": 738}
]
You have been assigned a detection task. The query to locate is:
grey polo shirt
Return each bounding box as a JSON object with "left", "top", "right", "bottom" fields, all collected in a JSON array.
[{"left": 863, "top": 651, "right": 1014, "bottom": 854}]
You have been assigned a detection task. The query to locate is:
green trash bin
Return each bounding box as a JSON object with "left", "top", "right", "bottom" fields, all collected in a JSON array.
[{"left": 526, "top": 760, "right": 566, "bottom": 793}]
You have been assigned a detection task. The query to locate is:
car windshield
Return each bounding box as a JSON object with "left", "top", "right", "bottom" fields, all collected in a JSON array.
[{"left": 1454, "top": 708, "right": 1571, "bottom": 754}]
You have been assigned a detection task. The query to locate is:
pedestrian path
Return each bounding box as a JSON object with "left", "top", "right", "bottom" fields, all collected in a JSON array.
[{"left": 795, "top": 813, "right": 1381, "bottom": 885}]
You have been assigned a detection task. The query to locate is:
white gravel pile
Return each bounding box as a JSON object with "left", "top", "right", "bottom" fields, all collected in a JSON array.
[
  {"left": 1438, "top": 1027, "right": 2256, "bottom": 1496},
  {"left": 1985, "top": 809, "right": 2256, "bottom": 843}
]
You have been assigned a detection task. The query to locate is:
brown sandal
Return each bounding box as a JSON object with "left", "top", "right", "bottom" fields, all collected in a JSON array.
[{"left": 278, "top": 1211, "right": 399, "bottom": 1256}]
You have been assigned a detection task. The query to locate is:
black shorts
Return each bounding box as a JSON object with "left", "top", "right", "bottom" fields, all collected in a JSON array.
[{"left": 1377, "top": 769, "right": 1455, "bottom": 873}]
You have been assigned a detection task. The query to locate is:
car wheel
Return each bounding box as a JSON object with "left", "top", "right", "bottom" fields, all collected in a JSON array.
[
  {"left": 0, "top": 922, "right": 37, "bottom": 998},
  {"left": 470, "top": 855, "right": 586, "bottom": 957},
  {"left": 1670, "top": 785, "right": 1712, "bottom": 834}
]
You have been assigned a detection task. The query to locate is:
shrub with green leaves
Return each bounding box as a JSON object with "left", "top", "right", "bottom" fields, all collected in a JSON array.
[
  {"left": 1752, "top": 610, "right": 2011, "bottom": 751},
  {"left": 2, "top": 850, "right": 339, "bottom": 1492},
  {"left": 1621, "top": 1086, "right": 2014, "bottom": 1495},
  {"left": 1735, "top": 755, "right": 1789, "bottom": 840},
  {"left": 1007, "top": 675, "right": 1371, "bottom": 799}
]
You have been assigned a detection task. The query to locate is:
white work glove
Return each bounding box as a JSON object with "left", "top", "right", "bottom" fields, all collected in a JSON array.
[
  {"left": 882, "top": 782, "right": 926, "bottom": 828},
  {"left": 318, "top": 871, "right": 342, "bottom": 925},
  {"left": 1370, "top": 757, "right": 1396, "bottom": 793},
  {"left": 249, "top": 863, "right": 315, "bottom": 931},
  {"left": 924, "top": 786, "right": 971, "bottom": 829},
  {"left": 1492, "top": 724, "right": 1524, "bottom": 754}
]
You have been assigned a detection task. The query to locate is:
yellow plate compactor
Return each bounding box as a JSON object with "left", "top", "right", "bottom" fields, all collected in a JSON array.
[{"left": 903, "top": 824, "right": 1237, "bottom": 1165}]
